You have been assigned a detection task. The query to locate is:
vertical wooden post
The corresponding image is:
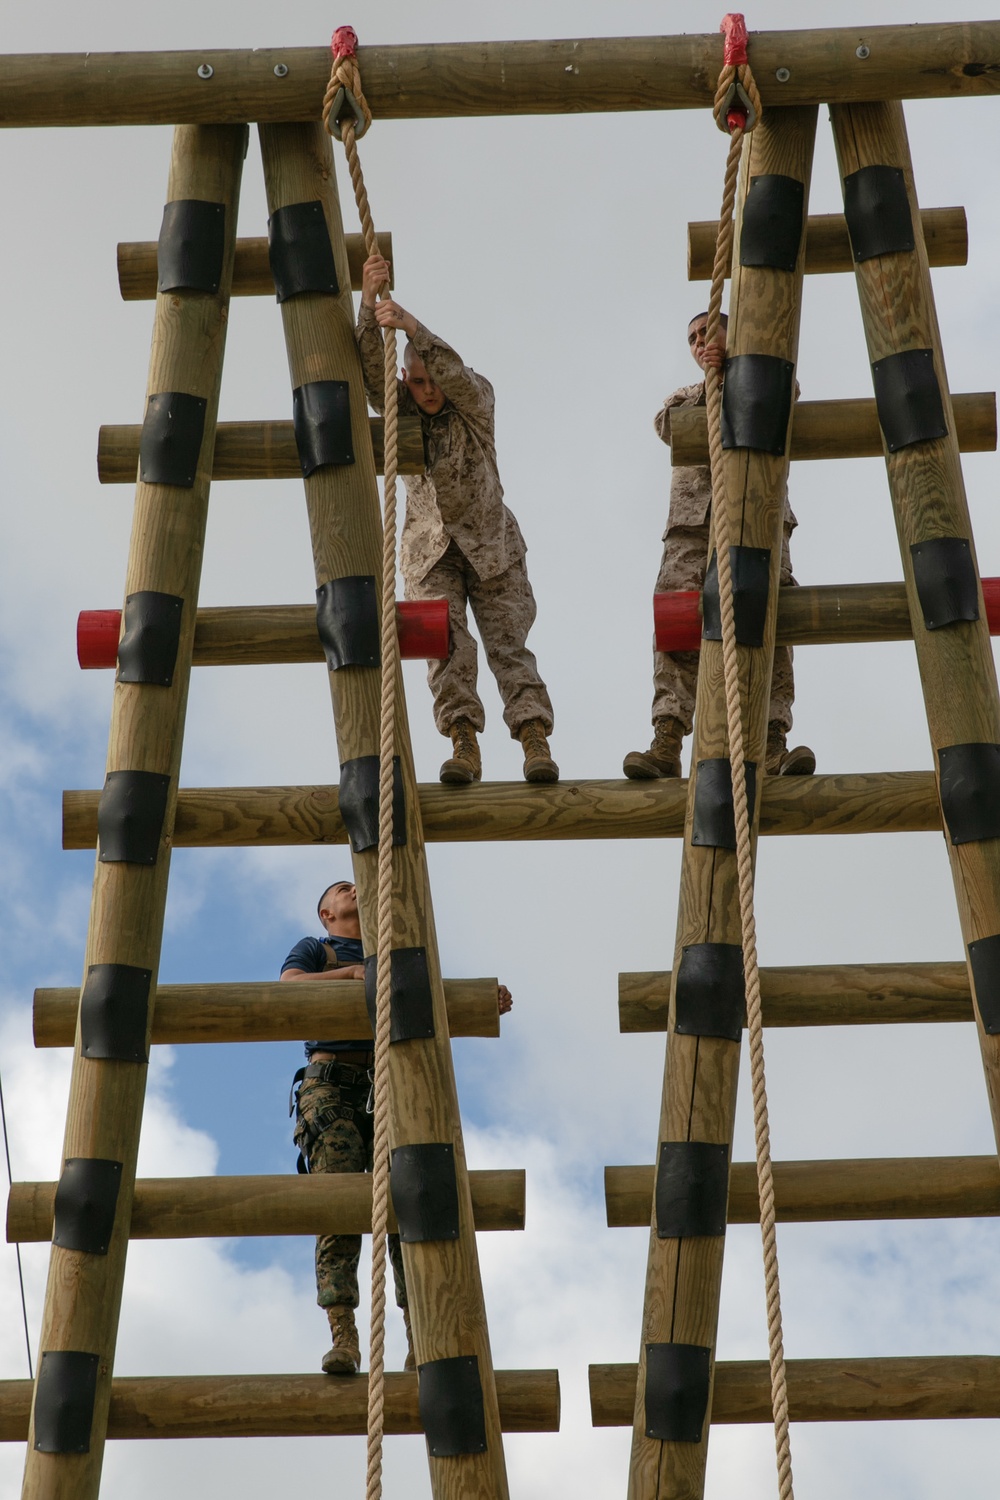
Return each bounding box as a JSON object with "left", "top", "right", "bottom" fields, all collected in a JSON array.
[
  {"left": 257, "top": 122, "right": 509, "bottom": 1500},
  {"left": 21, "top": 125, "right": 245, "bottom": 1500},
  {"left": 831, "top": 102, "right": 1000, "bottom": 1147},
  {"left": 626, "top": 107, "right": 817, "bottom": 1500}
]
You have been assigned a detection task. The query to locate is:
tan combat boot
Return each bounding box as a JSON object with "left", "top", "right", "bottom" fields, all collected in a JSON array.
[
  {"left": 321, "top": 1305, "right": 361, "bottom": 1376},
  {"left": 518, "top": 719, "right": 559, "bottom": 783},
  {"left": 439, "top": 718, "right": 482, "bottom": 785},
  {"left": 402, "top": 1305, "right": 416, "bottom": 1373},
  {"left": 766, "top": 725, "right": 816, "bottom": 776},
  {"left": 623, "top": 716, "right": 685, "bottom": 780}
]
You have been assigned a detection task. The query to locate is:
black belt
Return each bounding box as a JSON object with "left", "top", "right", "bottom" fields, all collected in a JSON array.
[{"left": 302, "top": 1057, "right": 372, "bottom": 1084}]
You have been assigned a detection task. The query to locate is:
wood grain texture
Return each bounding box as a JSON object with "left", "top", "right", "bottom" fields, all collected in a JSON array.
[
  {"left": 0, "top": 1370, "right": 560, "bottom": 1441},
  {"left": 4, "top": 25, "right": 1000, "bottom": 126},
  {"left": 117, "top": 232, "right": 391, "bottom": 300},
  {"left": 33, "top": 978, "right": 501, "bottom": 1046},
  {"left": 669, "top": 391, "right": 995, "bottom": 465},
  {"left": 619, "top": 961, "right": 972, "bottom": 1031},
  {"left": 832, "top": 101, "right": 1000, "bottom": 1159},
  {"left": 604, "top": 1156, "right": 1000, "bottom": 1226},
  {"left": 8, "top": 1169, "right": 525, "bottom": 1241},
  {"left": 258, "top": 122, "right": 507, "bottom": 1500},
  {"left": 591, "top": 1356, "right": 1000, "bottom": 1426},
  {"left": 630, "top": 108, "right": 818, "bottom": 1500},
  {"left": 61, "top": 770, "right": 944, "bottom": 850},
  {"left": 688, "top": 206, "right": 967, "bottom": 279},
  {"left": 22, "top": 126, "right": 245, "bottom": 1500},
  {"left": 97, "top": 416, "right": 425, "bottom": 481}
]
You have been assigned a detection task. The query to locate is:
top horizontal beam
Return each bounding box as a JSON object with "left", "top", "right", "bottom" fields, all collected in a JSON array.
[{"left": 4, "top": 24, "right": 1000, "bottom": 128}]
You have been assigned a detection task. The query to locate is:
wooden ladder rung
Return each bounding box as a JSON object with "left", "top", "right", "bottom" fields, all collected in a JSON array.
[
  {"left": 590, "top": 1356, "right": 1000, "bottom": 1425},
  {"left": 618, "top": 961, "right": 971, "bottom": 1031},
  {"left": 688, "top": 205, "right": 968, "bottom": 279},
  {"left": 0, "top": 1368, "right": 560, "bottom": 1440},
  {"left": 97, "top": 417, "right": 425, "bottom": 483},
  {"left": 62, "top": 771, "right": 944, "bottom": 851},
  {"left": 8, "top": 1169, "right": 525, "bottom": 1242},
  {"left": 33, "top": 977, "right": 501, "bottom": 1047},
  {"left": 604, "top": 1156, "right": 1000, "bottom": 1226},
  {"left": 668, "top": 391, "right": 995, "bottom": 465},
  {"left": 117, "top": 231, "right": 392, "bottom": 300}
]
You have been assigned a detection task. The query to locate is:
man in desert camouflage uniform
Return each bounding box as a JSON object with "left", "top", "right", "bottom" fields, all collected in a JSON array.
[
  {"left": 624, "top": 312, "right": 815, "bottom": 780},
  {"left": 356, "top": 253, "right": 557, "bottom": 786}
]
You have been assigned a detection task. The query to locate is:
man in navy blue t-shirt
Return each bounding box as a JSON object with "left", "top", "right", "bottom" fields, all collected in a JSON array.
[{"left": 282, "top": 879, "right": 410, "bottom": 1377}]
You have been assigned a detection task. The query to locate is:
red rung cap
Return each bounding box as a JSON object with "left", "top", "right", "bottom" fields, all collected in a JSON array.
[
  {"left": 721, "top": 13, "right": 749, "bottom": 66},
  {"left": 77, "top": 610, "right": 122, "bottom": 669},
  {"left": 398, "top": 599, "right": 450, "bottom": 661},
  {"left": 654, "top": 591, "right": 703, "bottom": 653},
  {"left": 983, "top": 577, "right": 1000, "bottom": 632},
  {"left": 332, "top": 25, "right": 359, "bottom": 58}
]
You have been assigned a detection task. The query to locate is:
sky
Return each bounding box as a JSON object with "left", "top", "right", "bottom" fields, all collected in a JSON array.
[{"left": 3, "top": 0, "right": 1000, "bottom": 1495}]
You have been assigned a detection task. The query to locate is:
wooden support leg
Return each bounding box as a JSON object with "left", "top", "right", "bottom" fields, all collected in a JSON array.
[
  {"left": 20, "top": 125, "right": 245, "bottom": 1500},
  {"left": 258, "top": 122, "right": 509, "bottom": 1500},
  {"left": 627, "top": 106, "right": 818, "bottom": 1500},
  {"left": 830, "top": 101, "right": 1000, "bottom": 1155}
]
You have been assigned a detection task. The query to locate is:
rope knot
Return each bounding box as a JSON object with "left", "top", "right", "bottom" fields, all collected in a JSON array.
[
  {"left": 713, "top": 12, "right": 762, "bottom": 135},
  {"left": 323, "top": 25, "right": 373, "bottom": 141}
]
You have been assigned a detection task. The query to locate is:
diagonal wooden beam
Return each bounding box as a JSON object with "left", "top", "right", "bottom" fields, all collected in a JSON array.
[{"left": 21, "top": 125, "right": 246, "bottom": 1500}]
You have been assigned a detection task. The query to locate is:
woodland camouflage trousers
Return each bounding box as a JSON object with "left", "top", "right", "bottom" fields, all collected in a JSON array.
[{"left": 294, "top": 1073, "right": 407, "bottom": 1310}]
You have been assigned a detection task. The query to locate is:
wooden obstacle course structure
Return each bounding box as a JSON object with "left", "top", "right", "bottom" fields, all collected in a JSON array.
[{"left": 5, "top": 18, "right": 1000, "bottom": 1500}]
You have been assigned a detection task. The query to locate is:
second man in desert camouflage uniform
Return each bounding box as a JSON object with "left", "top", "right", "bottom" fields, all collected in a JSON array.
[
  {"left": 356, "top": 254, "right": 557, "bottom": 785},
  {"left": 624, "top": 311, "right": 815, "bottom": 780}
]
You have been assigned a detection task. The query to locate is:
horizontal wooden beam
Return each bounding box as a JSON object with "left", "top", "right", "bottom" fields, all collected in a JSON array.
[
  {"left": 604, "top": 1156, "right": 1000, "bottom": 1227},
  {"left": 4, "top": 26, "right": 1000, "bottom": 127},
  {"left": 33, "top": 978, "right": 501, "bottom": 1047},
  {"left": 0, "top": 1369, "right": 559, "bottom": 1440},
  {"left": 688, "top": 206, "right": 967, "bottom": 279},
  {"left": 589, "top": 1356, "right": 1000, "bottom": 1426},
  {"left": 63, "top": 772, "right": 943, "bottom": 850},
  {"left": 8, "top": 1168, "right": 524, "bottom": 1242},
  {"left": 97, "top": 417, "right": 425, "bottom": 483},
  {"left": 669, "top": 391, "right": 995, "bottom": 466},
  {"left": 117, "top": 232, "right": 392, "bottom": 300},
  {"left": 655, "top": 578, "right": 1000, "bottom": 653},
  {"left": 618, "top": 962, "right": 971, "bottom": 1030}
]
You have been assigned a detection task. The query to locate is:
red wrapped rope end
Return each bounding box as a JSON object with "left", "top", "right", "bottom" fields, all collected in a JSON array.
[
  {"left": 331, "top": 25, "right": 359, "bottom": 59},
  {"left": 721, "top": 13, "right": 749, "bottom": 66}
]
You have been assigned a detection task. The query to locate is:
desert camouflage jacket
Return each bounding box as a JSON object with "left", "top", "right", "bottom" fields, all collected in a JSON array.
[
  {"left": 654, "top": 380, "right": 796, "bottom": 536},
  {"left": 356, "top": 305, "right": 527, "bottom": 583}
]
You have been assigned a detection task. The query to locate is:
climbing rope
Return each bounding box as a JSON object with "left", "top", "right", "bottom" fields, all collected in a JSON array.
[
  {"left": 704, "top": 15, "right": 793, "bottom": 1498},
  {"left": 324, "top": 27, "right": 397, "bottom": 1500}
]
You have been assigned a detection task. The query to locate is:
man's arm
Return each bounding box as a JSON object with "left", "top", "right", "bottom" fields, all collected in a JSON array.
[
  {"left": 280, "top": 965, "right": 366, "bottom": 981},
  {"left": 279, "top": 935, "right": 365, "bottom": 982},
  {"left": 654, "top": 384, "right": 706, "bottom": 447},
  {"left": 361, "top": 254, "right": 492, "bottom": 422}
]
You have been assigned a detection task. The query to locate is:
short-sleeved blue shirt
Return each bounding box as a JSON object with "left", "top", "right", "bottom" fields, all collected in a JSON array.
[{"left": 281, "top": 933, "right": 371, "bottom": 1060}]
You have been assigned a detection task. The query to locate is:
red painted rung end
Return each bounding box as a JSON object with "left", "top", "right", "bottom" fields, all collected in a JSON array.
[
  {"left": 77, "top": 601, "right": 451, "bottom": 669},
  {"left": 397, "top": 599, "right": 450, "bottom": 660},
  {"left": 653, "top": 591, "right": 702, "bottom": 653},
  {"left": 983, "top": 577, "right": 1000, "bottom": 632},
  {"left": 77, "top": 610, "right": 122, "bottom": 669}
]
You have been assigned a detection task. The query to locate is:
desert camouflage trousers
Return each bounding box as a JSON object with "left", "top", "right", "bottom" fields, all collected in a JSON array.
[
  {"left": 294, "top": 1073, "right": 407, "bottom": 1310},
  {"left": 405, "top": 539, "right": 554, "bottom": 738},
  {"left": 651, "top": 519, "right": 796, "bottom": 735}
]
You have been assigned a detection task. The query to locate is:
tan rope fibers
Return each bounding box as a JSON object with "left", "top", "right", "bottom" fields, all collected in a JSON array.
[
  {"left": 324, "top": 35, "right": 397, "bottom": 1500},
  {"left": 704, "top": 54, "right": 793, "bottom": 1500}
]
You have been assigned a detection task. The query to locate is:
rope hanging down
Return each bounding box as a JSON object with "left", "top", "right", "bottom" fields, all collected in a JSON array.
[
  {"left": 704, "top": 15, "right": 793, "bottom": 1499},
  {"left": 324, "top": 27, "right": 397, "bottom": 1500}
]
